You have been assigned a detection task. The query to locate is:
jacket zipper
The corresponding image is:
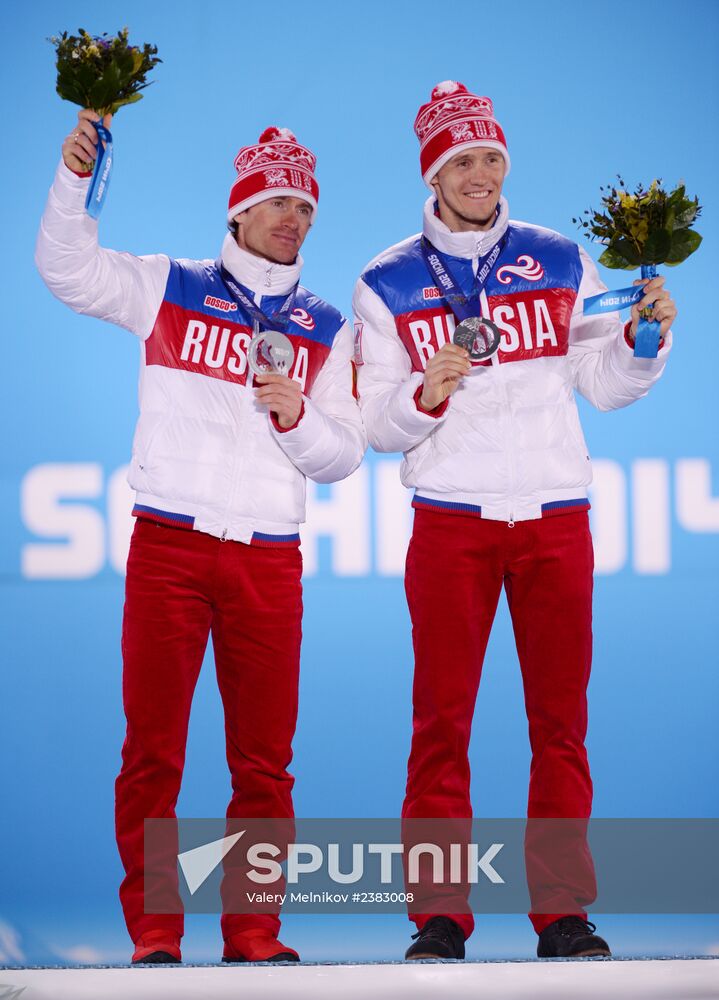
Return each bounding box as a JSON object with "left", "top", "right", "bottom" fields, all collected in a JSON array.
[
  {"left": 473, "top": 247, "right": 516, "bottom": 527},
  {"left": 220, "top": 281, "right": 273, "bottom": 540},
  {"left": 479, "top": 287, "right": 517, "bottom": 526},
  {"left": 220, "top": 428, "right": 245, "bottom": 540}
]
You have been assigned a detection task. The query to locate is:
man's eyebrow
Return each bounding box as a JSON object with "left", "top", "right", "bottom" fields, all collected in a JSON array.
[{"left": 452, "top": 150, "right": 495, "bottom": 163}]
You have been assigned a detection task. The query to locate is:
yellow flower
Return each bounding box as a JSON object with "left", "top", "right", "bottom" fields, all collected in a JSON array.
[{"left": 628, "top": 218, "right": 649, "bottom": 245}]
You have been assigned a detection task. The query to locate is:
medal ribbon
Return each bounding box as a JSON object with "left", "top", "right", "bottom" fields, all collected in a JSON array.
[
  {"left": 420, "top": 230, "right": 509, "bottom": 324},
  {"left": 583, "top": 285, "right": 643, "bottom": 315},
  {"left": 583, "top": 264, "right": 661, "bottom": 358},
  {"left": 85, "top": 121, "right": 114, "bottom": 219},
  {"left": 633, "top": 264, "right": 661, "bottom": 358},
  {"left": 216, "top": 261, "right": 298, "bottom": 332}
]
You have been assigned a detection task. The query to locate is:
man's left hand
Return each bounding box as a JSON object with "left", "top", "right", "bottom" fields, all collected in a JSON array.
[
  {"left": 255, "top": 374, "right": 303, "bottom": 429},
  {"left": 629, "top": 275, "right": 677, "bottom": 343}
]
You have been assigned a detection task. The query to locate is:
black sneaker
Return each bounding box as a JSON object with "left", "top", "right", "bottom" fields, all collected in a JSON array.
[
  {"left": 131, "top": 931, "right": 182, "bottom": 965},
  {"left": 537, "top": 916, "right": 611, "bottom": 958},
  {"left": 131, "top": 950, "right": 180, "bottom": 965},
  {"left": 405, "top": 916, "right": 465, "bottom": 960}
]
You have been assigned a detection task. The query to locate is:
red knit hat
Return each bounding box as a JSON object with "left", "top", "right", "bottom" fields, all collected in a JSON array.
[
  {"left": 414, "top": 81, "right": 511, "bottom": 185},
  {"left": 227, "top": 127, "right": 319, "bottom": 222}
]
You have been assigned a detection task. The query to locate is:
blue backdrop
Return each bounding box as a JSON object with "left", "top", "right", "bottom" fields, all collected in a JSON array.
[{"left": 1, "top": 0, "right": 717, "bottom": 965}]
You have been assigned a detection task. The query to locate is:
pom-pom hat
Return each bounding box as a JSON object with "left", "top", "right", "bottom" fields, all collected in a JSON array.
[
  {"left": 414, "top": 81, "right": 511, "bottom": 186},
  {"left": 228, "top": 127, "right": 319, "bottom": 222}
]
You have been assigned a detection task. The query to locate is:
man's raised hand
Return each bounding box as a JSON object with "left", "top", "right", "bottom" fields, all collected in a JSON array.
[{"left": 62, "top": 109, "right": 113, "bottom": 174}]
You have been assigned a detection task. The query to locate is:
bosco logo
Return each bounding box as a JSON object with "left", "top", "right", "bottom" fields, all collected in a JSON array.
[{"left": 203, "top": 294, "right": 237, "bottom": 312}]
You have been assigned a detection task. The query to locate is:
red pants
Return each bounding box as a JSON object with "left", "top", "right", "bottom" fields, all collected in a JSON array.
[
  {"left": 115, "top": 519, "right": 302, "bottom": 942},
  {"left": 403, "top": 509, "right": 596, "bottom": 938}
]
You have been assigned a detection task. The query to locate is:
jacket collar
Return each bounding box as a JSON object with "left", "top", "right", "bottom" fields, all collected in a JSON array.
[
  {"left": 219, "top": 233, "right": 303, "bottom": 295},
  {"left": 422, "top": 195, "right": 510, "bottom": 260}
]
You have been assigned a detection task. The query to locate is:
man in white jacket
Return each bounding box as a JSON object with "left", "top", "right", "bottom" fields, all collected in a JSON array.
[
  {"left": 36, "top": 110, "right": 366, "bottom": 965},
  {"left": 353, "top": 82, "right": 676, "bottom": 960}
]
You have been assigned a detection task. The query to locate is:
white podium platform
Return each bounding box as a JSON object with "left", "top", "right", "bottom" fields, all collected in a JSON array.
[{"left": 1, "top": 958, "right": 717, "bottom": 1000}]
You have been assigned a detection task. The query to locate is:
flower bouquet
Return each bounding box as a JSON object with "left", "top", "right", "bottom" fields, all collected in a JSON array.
[
  {"left": 50, "top": 27, "right": 160, "bottom": 115},
  {"left": 574, "top": 178, "right": 702, "bottom": 357},
  {"left": 49, "top": 27, "right": 161, "bottom": 217}
]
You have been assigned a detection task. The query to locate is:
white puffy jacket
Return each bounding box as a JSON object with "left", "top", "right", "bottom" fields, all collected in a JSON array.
[
  {"left": 353, "top": 196, "right": 671, "bottom": 524},
  {"left": 36, "top": 161, "right": 366, "bottom": 545}
]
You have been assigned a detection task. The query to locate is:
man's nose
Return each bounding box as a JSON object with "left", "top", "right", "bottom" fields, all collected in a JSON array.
[{"left": 469, "top": 166, "right": 490, "bottom": 185}]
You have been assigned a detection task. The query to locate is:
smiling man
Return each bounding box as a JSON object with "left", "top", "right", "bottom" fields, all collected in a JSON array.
[
  {"left": 429, "top": 146, "right": 506, "bottom": 229},
  {"left": 36, "top": 115, "right": 365, "bottom": 965},
  {"left": 353, "top": 81, "right": 677, "bottom": 961}
]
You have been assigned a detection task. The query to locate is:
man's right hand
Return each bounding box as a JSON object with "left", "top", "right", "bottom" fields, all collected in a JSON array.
[
  {"left": 418, "top": 343, "right": 471, "bottom": 412},
  {"left": 62, "top": 109, "right": 113, "bottom": 175}
]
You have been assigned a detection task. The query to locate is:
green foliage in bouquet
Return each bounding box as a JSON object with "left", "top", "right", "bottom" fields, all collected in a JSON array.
[
  {"left": 573, "top": 178, "right": 702, "bottom": 270},
  {"left": 49, "top": 27, "right": 161, "bottom": 116}
]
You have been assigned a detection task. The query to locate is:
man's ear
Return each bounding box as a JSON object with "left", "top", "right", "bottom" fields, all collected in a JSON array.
[{"left": 232, "top": 211, "right": 247, "bottom": 241}]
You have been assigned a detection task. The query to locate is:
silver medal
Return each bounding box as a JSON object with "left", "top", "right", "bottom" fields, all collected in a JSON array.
[
  {"left": 248, "top": 329, "right": 295, "bottom": 377},
  {"left": 453, "top": 316, "right": 502, "bottom": 361}
]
